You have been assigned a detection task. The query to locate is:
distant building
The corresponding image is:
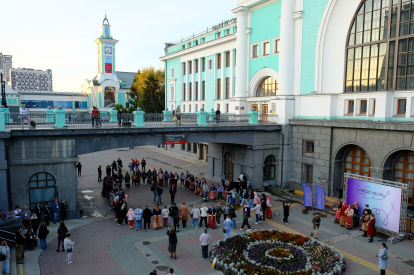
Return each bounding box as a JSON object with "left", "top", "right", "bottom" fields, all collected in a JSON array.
[
  {"left": 82, "top": 15, "right": 136, "bottom": 110},
  {"left": 8, "top": 68, "right": 53, "bottom": 91},
  {"left": 0, "top": 53, "right": 12, "bottom": 82}
]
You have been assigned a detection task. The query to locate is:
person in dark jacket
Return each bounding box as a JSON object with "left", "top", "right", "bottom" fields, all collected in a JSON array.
[
  {"left": 25, "top": 227, "right": 37, "bottom": 250},
  {"left": 118, "top": 203, "right": 128, "bottom": 226},
  {"left": 43, "top": 204, "right": 50, "bottom": 226},
  {"left": 57, "top": 222, "right": 68, "bottom": 252},
  {"left": 106, "top": 165, "right": 111, "bottom": 177},
  {"left": 215, "top": 108, "right": 221, "bottom": 124},
  {"left": 261, "top": 198, "right": 267, "bottom": 221},
  {"left": 98, "top": 165, "right": 102, "bottom": 182},
  {"left": 143, "top": 205, "right": 152, "bottom": 231},
  {"left": 16, "top": 227, "right": 26, "bottom": 264},
  {"left": 76, "top": 162, "right": 82, "bottom": 176},
  {"left": 61, "top": 199, "right": 68, "bottom": 222},
  {"left": 52, "top": 198, "right": 60, "bottom": 224},
  {"left": 248, "top": 189, "right": 254, "bottom": 208},
  {"left": 169, "top": 184, "right": 177, "bottom": 204},
  {"left": 117, "top": 109, "right": 123, "bottom": 126},
  {"left": 169, "top": 204, "right": 180, "bottom": 232},
  {"left": 34, "top": 202, "right": 42, "bottom": 223},
  {"left": 31, "top": 213, "right": 39, "bottom": 235},
  {"left": 38, "top": 222, "right": 49, "bottom": 251},
  {"left": 228, "top": 205, "right": 237, "bottom": 229},
  {"left": 167, "top": 227, "right": 178, "bottom": 259},
  {"left": 157, "top": 185, "right": 164, "bottom": 205},
  {"left": 283, "top": 202, "right": 291, "bottom": 224}
]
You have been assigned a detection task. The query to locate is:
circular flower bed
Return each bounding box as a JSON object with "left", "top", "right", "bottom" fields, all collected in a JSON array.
[{"left": 210, "top": 230, "right": 345, "bottom": 275}]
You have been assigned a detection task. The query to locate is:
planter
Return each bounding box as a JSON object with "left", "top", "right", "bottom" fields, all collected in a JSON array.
[{"left": 0, "top": 219, "right": 15, "bottom": 227}]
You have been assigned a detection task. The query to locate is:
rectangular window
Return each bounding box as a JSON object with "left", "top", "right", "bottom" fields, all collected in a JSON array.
[
  {"left": 226, "top": 29, "right": 230, "bottom": 36},
  {"left": 209, "top": 60, "right": 212, "bottom": 70},
  {"left": 202, "top": 58, "right": 205, "bottom": 72},
  {"left": 226, "top": 104, "right": 229, "bottom": 113},
  {"left": 189, "top": 84, "right": 192, "bottom": 101},
  {"left": 195, "top": 40, "right": 198, "bottom": 46},
  {"left": 305, "top": 165, "right": 313, "bottom": 184},
  {"left": 202, "top": 81, "right": 205, "bottom": 100},
  {"left": 306, "top": 141, "right": 314, "bottom": 153},
  {"left": 171, "top": 68, "right": 174, "bottom": 77},
  {"left": 372, "top": 99, "right": 376, "bottom": 114},
  {"left": 217, "top": 54, "right": 221, "bottom": 69},
  {"left": 217, "top": 79, "right": 221, "bottom": 99},
  {"left": 253, "top": 45, "right": 258, "bottom": 58},
  {"left": 226, "top": 52, "right": 230, "bottom": 67},
  {"left": 348, "top": 100, "right": 355, "bottom": 114},
  {"left": 275, "top": 39, "right": 280, "bottom": 54},
  {"left": 226, "top": 77, "right": 230, "bottom": 99},
  {"left": 196, "top": 60, "right": 199, "bottom": 73},
  {"left": 195, "top": 104, "right": 198, "bottom": 112},
  {"left": 183, "top": 84, "right": 186, "bottom": 101},
  {"left": 189, "top": 104, "right": 191, "bottom": 112},
  {"left": 360, "top": 100, "right": 367, "bottom": 113},
  {"left": 398, "top": 99, "right": 407, "bottom": 114},
  {"left": 263, "top": 42, "right": 270, "bottom": 56},
  {"left": 196, "top": 82, "right": 199, "bottom": 100},
  {"left": 189, "top": 61, "right": 192, "bottom": 74},
  {"left": 217, "top": 32, "right": 221, "bottom": 39},
  {"left": 183, "top": 63, "right": 186, "bottom": 75},
  {"left": 182, "top": 45, "right": 185, "bottom": 50},
  {"left": 202, "top": 38, "right": 205, "bottom": 43}
]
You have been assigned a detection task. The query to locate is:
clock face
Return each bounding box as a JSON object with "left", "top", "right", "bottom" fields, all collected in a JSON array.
[{"left": 104, "top": 46, "right": 113, "bottom": 54}]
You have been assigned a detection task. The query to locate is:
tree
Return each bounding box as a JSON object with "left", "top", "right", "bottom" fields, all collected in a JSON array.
[
  {"left": 113, "top": 104, "right": 131, "bottom": 113},
  {"left": 128, "top": 66, "right": 165, "bottom": 113},
  {"left": 139, "top": 75, "right": 165, "bottom": 113}
]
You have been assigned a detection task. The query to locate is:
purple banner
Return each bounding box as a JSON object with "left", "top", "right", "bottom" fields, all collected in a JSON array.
[
  {"left": 347, "top": 178, "right": 401, "bottom": 233},
  {"left": 315, "top": 185, "right": 325, "bottom": 210},
  {"left": 302, "top": 183, "right": 313, "bottom": 207}
]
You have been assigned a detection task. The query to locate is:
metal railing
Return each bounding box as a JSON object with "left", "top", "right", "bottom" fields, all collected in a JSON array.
[
  {"left": 65, "top": 113, "right": 135, "bottom": 129},
  {"left": 2, "top": 112, "right": 278, "bottom": 130},
  {"left": 5, "top": 113, "right": 55, "bottom": 130}
]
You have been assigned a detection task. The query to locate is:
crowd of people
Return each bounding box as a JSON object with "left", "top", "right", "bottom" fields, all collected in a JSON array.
[{"left": 333, "top": 201, "right": 377, "bottom": 242}]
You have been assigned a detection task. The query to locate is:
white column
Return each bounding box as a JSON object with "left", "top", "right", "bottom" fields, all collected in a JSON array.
[
  {"left": 230, "top": 49, "right": 235, "bottom": 99},
  {"left": 278, "top": 0, "right": 295, "bottom": 96},
  {"left": 221, "top": 51, "right": 225, "bottom": 99},
  {"left": 186, "top": 61, "right": 189, "bottom": 102},
  {"left": 233, "top": 6, "right": 249, "bottom": 98},
  {"left": 198, "top": 58, "right": 202, "bottom": 102},
  {"left": 192, "top": 60, "right": 195, "bottom": 103},
  {"left": 213, "top": 56, "right": 216, "bottom": 105}
]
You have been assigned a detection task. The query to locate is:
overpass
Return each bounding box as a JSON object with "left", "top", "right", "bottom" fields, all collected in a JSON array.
[{"left": 0, "top": 110, "right": 285, "bottom": 218}]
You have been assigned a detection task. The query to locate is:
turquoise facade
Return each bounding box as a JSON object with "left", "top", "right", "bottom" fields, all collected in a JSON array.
[
  {"left": 118, "top": 92, "right": 125, "bottom": 106},
  {"left": 249, "top": 1, "right": 281, "bottom": 80},
  {"left": 167, "top": 57, "right": 181, "bottom": 108},
  {"left": 300, "top": 0, "right": 329, "bottom": 95}
]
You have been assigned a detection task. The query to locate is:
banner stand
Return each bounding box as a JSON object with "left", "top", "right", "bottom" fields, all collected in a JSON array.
[
  {"left": 344, "top": 173, "right": 409, "bottom": 243},
  {"left": 315, "top": 184, "right": 326, "bottom": 214}
]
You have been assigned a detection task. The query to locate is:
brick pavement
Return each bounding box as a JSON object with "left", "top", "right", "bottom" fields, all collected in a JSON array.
[{"left": 35, "top": 146, "right": 414, "bottom": 275}]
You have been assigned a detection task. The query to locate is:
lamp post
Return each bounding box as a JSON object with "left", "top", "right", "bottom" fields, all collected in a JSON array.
[{"left": 0, "top": 72, "right": 7, "bottom": 108}]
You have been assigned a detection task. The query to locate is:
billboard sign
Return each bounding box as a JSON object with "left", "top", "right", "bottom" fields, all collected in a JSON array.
[
  {"left": 164, "top": 134, "right": 186, "bottom": 145},
  {"left": 347, "top": 178, "right": 402, "bottom": 233}
]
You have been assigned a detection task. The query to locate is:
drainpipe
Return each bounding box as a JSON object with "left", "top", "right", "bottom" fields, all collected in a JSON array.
[
  {"left": 327, "top": 126, "right": 334, "bottom": 197},
  {"left": 280, "top": 133, "right": 284, "bottom": 188}
]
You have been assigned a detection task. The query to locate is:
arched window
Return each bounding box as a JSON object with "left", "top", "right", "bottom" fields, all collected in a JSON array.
[
  {"left": 263, "top": 155, "right": 276, "bottom": 181},
  {"left": 345, "top": 0, "right": 414, "bottom": 92},
  {"left": 29, "top": 172, "right": 56, "bottom": 209},
  {"left": 394, "top": 152, "right": 414, "bottom": 204},
  {"left": 224, "top": 152, "right": 234, "bottom": 181},
  {"left": 344, "top": 146, "right": 371, "bottom": 176},
  {"left": 256, "top": 77, "right": 278, "bottom": 97}
]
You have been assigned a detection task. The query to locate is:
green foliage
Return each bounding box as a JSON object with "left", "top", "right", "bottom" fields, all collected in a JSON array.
[
  {"left": 128, "top": 66, "right": 165, "bottom": 113},
  {"left": 113, "top": 104, "right": 131, "bottom": 113}
]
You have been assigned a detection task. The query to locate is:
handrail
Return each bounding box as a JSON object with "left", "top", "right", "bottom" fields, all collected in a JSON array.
[
  {"left": 0, "top": 229, "right": 16, "bottom": 235},
  {"left": 0, "top": 236, "right": 16, "bottom": 243}
]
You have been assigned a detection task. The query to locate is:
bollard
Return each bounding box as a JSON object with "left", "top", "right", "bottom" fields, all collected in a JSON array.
[
  {"left": 0, "top": 111, "right": 5, "bottom": 132},
  {"left": 208, "top": 108, "right": 215, "bottom": 121},
  {"left": 54, "top": 106, "right": 67, "bottom": 128},
  {"left": 0, "top": 107, "right": 10, "bottom": 123},
  {"left": 109, "top": 108, "right": 118, "bottom": 123},
  {"left": 133, "top": 108, "right": 145, "bottom": 127},
  {"left": 162, "top": 109, "right": 172, "bottom": 122},
  {"left": 196, "top": 108, "right": 208, "bottom": 126},
  {"left": 45, "top": 106, "right": 55, "bottom": 123},
  {"left": 248, "top": 109, "right": 259, "bottom": 125}
]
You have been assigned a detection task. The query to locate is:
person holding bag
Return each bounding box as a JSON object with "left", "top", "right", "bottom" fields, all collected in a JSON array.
[
  {"left": 199, "top": 228, "right": 212, "bottom": 259},
  {"left": 167, "top": 227, "right": 178, "bottom": 259},
  {"left": 64, "top": 234, "right": 75, "bottom": 264},
  {"left": 376, "top": 243, "right": 388, "bottom": 275}
]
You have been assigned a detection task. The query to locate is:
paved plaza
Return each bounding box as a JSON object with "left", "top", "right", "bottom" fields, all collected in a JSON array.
[{"left": 31, "top": 146, "right": 414, "bottom": 275}]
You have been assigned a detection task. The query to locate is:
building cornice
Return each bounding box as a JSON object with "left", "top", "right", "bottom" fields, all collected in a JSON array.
[
  {"left": 160, "top": 34, "right": 237, "bottom": 61},
  {"left": 94, "top": 38, "right": 119, "bottom": 45}
]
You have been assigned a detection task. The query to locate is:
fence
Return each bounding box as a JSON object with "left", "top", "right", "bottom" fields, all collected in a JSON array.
[{"left": 1, "top": 111, "right": 278, "bottom": 131}]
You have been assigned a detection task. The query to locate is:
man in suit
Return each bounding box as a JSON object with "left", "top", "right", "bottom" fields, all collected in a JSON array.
[
  {"left": 52, "top": 198, "right": 60, "bottom": 224},
  {"left": 34, "top": 202, "right": 42, "bottom": 222}
]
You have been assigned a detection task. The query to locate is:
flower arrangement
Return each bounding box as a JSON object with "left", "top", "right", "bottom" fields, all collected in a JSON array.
[
  {"left": 0, "top": 210, "right": 15, "bottom": 222},
  {"left": 210, "top": 230, "right": 345, "bottom": 275}
]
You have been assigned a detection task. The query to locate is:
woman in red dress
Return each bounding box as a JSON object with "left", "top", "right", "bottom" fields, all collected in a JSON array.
[
  {"left": 334, "top": 201, "right": 342, "bottom": 223},
  {"left": 339, "top": 202, "right": 347, "bottom": 226},
  {"left": 368, "top": 213, "right": 376, "bottom": 242},
  {"left": 265, "top": 197, "right": 272, "bottom": 219},
  {"left": 344, "top": 204, "right": 354, "bottom": 229}
]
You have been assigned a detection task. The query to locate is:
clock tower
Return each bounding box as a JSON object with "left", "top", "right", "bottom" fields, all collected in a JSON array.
[{"left": 94, "top": 15, "right": 119, "bottom": 83}]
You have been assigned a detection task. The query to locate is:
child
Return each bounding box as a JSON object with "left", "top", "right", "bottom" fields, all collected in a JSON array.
[
  {"left": 162, "top": 205, "right": 169, "bottom": 227},
  {"left": 126, "top": 208, "right": 135, "bottom": 229}
]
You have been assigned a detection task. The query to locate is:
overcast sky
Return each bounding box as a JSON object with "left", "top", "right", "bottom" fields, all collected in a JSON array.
[{"left": 1, "top": 0, "right": 236, "bottom": 92}]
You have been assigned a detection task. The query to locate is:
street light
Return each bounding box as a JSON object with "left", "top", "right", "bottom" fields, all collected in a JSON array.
[{"left": 0, "top": 72, "right": 7, "bottom": 108}]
